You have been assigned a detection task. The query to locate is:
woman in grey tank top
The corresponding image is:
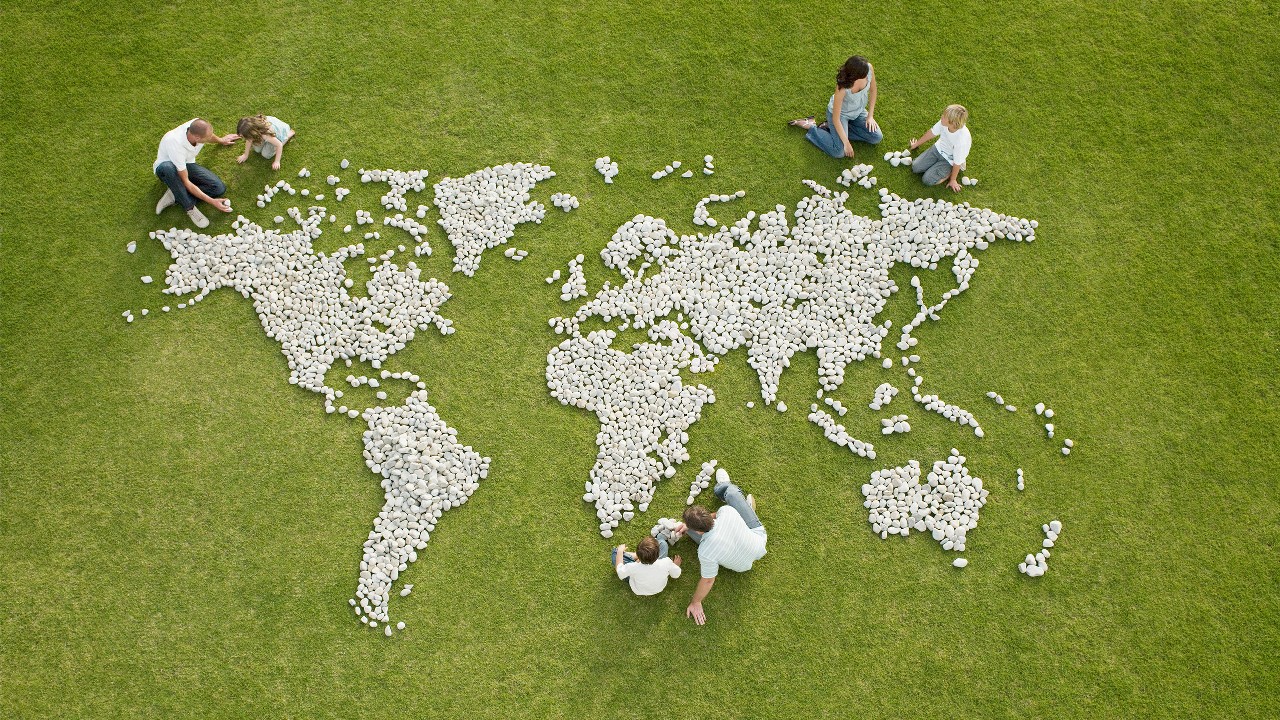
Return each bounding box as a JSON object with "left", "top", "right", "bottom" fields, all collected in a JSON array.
[{"left": 790, "top": 55, "right": 885, "bottom": 159}]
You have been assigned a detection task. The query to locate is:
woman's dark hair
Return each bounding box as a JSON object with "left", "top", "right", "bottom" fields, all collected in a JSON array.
[{"left": 836, "top": 56, "right": 870, "bottom": 88}]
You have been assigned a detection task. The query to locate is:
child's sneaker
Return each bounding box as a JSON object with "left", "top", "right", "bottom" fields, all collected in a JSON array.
[
  {"left": 156, "top": 188, "right": 175, "bottom": 214},
  {"left": 186, "top": 206, "right": 209, "bottom": 229}
]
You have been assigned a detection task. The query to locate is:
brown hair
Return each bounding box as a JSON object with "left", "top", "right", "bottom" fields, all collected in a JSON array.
[
  {"left": 636, "top": 536, "right": 660, "bottom": 564},
  {"left": 836, "top": 56, "right": 870, "bottom": 89},
  {"left": 683, "top": 505, "right": 714, "bottom": 533},
  {"left": 236, "top": 114, "right": 274, "bottom": 143}
]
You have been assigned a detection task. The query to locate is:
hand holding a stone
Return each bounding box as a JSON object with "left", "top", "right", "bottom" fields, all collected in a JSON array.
[{"left": 211, "top": 198, "right": 232, "bottom": 213}]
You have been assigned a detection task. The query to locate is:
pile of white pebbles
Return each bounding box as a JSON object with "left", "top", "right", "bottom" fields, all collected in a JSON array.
[
  {"left": 686, "top": 459, "right": 719, "bottom": 504},
  {"left": 869, "top": 382, "right": 898, "bottom": 410},
  {"left": 548, "top": 178, "right": 1036, "bottom": 537},
  {"left": 550, "top": 192, "right": 580, "bottom": 212},
  {"left": 880, "top": 414, "right": 910, "bottom": 434},
  {"left": 138, "top": 159, "right": 590, "bottom": 632},
  {"left": 693, "top": 191, "right": 746, "bottom": 226},
  {"left": 837, "top": 164, "right": 877, "bottom": 189},
  {"left": 594, "top": 156, "right": 620, "bottom": 183},
  {"left": 860, "top": 451, "right": 987, "bottom": 552},
  {"left": 651, "top": 517, "right": 683, "bottom": 545},
  {"left": 807, "top": 406, "right": 876, "bottom": 459},
  {"left": 354, "top": 392, "right": 490, "bottom": 630},
  {"left": 884, "top": 149, "right": 913, "bottom": 167},
  {"left": 433, "top": 163, "right": 555, "bottom": 276},
  {"left": 1019, "top": 520, "right": 1062, "bottom": 577}
]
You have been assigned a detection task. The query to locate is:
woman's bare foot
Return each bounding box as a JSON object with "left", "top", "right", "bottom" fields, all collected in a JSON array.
[{"left": 789, "top": 115, "right": 816, "bottom": 129}]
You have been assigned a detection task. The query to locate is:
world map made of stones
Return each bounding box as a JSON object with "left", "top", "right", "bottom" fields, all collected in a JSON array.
[{"left": 140, "top": 159, "right": 1041, "bottom": 634}]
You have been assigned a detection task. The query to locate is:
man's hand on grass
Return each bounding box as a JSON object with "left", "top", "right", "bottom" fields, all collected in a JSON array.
[{"left": 686, "top": 602, "right": 706, "bottom": 625}]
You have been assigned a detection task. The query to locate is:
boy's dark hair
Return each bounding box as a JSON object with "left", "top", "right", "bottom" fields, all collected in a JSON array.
[
  {"left": 637, "top": 536, "right": 660, "bottom": 564},
  {"left": 836, "top": 56, "right": 870, "bottom": 88},
  {"left": 683, "top": 505, "right": 714, "bottom": 533}
]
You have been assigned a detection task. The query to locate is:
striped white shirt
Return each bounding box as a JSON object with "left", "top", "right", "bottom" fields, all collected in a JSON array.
[{"left": 697, "top": 506, "right": 767, "bottom": 578}]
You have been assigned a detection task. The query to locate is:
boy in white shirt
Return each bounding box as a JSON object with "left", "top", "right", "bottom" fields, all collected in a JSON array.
[
  {"left": 908, "top": 104, "right": 972, "bottom": 192},
  {"left": 613, "top": 536, "right": 682, "bottom": 596}
]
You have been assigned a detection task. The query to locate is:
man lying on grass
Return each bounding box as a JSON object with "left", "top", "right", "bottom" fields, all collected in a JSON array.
[{"left": 674, "top": 468, "right": 766, "bottom": 625}]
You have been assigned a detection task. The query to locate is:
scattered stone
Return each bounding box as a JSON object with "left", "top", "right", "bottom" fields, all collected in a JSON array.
[{"left": 594, "top": 156, "right": 620, "bottom": 183}]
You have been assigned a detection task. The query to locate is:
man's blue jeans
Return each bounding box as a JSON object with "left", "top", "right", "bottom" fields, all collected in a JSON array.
[
  {"left": 686, "top": 481, "right": 763, "bottom": 544},
  {"left": 156, "top": 161, "right": 226, "bottom": 211},
  {"left": 805, "top": 111, "right": 884, "bottom": 158}
]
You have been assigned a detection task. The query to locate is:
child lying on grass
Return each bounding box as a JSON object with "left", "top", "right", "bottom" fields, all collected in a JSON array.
[
  {"left": 236, "top": 114, "right": 296, "bottom": 171},
  {"left": 612, "top": 536, "right": 682, "bottom": 596}
]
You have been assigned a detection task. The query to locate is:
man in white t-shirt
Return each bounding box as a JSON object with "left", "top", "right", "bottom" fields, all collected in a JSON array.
[
  {"left": 674, "top": 468, "right": 767, "bottom": 625},
  {"left": 613, "top": 536, "right": 682, "bottom": 596},
  {"left": 153, "top": 118, "right": 239, "bottom": 228},
  {"left": 908, "top": 104, "right": 973, "bottom": 193}
]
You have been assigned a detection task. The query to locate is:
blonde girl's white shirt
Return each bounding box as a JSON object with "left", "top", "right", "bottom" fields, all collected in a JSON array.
[
  {"left": 930, "top": 121, "right": 972, "bottom": 168},
  {"left": 617, "top": 557, "right": 681, "bottom": 596}
]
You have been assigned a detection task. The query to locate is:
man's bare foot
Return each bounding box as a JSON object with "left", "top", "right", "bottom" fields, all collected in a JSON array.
[
  {"left": 788, "top": 115, "right": 816, "bottom": 129},
  {"left": 747, "top": 494, "right": 756, "bottom": 511}
]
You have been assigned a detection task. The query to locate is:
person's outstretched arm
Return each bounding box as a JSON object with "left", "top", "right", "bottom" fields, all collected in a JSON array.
[
  {"left": 177, "top": 168, "right": 230, "bottom": 212},
  {"left": 909, "top": 129, "right": 937, "bottom": 152},
  {"left": 686, "top": 577, "right": 715, "bottom": 625},
  {"left": 832, "top": 89, "right": 853, "bottom": 158},
  {"left": 266, "top": 135, "right": 285, "bottom": 170},
  {"left": 865, "top": 65, "right": 879, "bottom": 133}
]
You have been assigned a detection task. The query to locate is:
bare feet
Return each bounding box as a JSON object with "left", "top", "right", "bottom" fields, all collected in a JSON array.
[{"left": 788, "top": 115, "right": 816, "bottom": 129}]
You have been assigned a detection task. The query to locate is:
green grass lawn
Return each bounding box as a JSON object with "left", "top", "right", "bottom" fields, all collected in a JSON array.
[{"left": 2, "top": 0, "right": 1278, "bottom": 717}]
